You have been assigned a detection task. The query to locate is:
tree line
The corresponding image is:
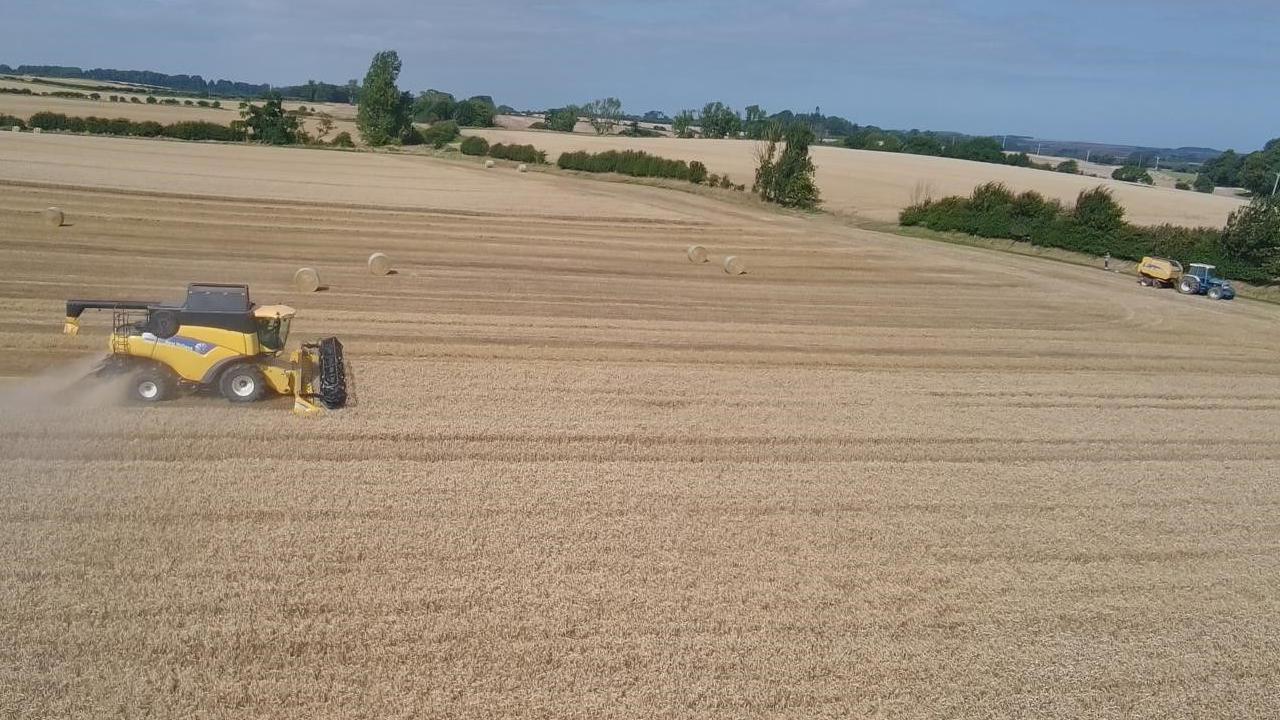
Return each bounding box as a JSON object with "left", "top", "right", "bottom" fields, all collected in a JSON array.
[
  {"left": 0, "top": 63, "right": 360, "bottom": 103},
  {"left": 1196, "top": 140, "right": 1280, "bottom": 196},
  {"left": 901, "top": 184, "right": 1280, "bottom": 284}
]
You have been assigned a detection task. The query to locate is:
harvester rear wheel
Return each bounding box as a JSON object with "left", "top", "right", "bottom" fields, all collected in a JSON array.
[
  {"left": 1178, "top": 276, "right": 1199, "bottom": 294},
  {"left": 131, "top": 365, "right": 175, "bottom": 403},
  {"left": 219, "top": 363, "right": 266, "bottom": 403}
]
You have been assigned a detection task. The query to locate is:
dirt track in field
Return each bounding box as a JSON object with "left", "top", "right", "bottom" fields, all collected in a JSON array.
[{"left": 1, "top": 133, "right": 1279, "bottom": 719}]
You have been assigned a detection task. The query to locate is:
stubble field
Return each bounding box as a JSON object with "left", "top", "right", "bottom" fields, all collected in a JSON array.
[{"left": 1, "top": 132, "right": 1279, "bottom": 719}]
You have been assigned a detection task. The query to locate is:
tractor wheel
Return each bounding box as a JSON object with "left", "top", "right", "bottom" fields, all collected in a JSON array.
[
  {"left": 130, "top": 365, "right": 176, "bottom": 403},
  {"left": 1178, "top": 276, "right": 1199, "bottom": 294},
  {"left": 1208, "top": 286, "right": 1223, "bottom": 300},
  {"left": 219, "top": 363, "right": 266, "bottom": 403}
]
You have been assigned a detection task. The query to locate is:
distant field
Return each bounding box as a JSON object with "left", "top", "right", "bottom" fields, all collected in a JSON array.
[
  {"left": 0, "top": 88, "right": 358, "bottom": 140},
  {"left": 469, "top": 128, "right": 1247, "bottom": 226}
]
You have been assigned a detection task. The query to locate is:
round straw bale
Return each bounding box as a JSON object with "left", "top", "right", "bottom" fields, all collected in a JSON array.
[
  {"left": 517, "top": 164, "right": 528, "bottom": 173},
  {"left": 686, "top": 244, "right": 709, "bottom": 263},
  {"left": 10, "top": 126, "right": 19, "bottom": 132},
  {"left": 42, "top": 207, "right": 64, "bottom": 227},
  {"left": 293, "top": 267, "right": 321, "bottom": 293},
  {"left": 368, "top": 252, "right": 393, "bottom": 276},
  {"left": 722, "top": 255, "right": 746, "bottom": 275},
  {"left": 32, "top": 127, "right": 43, "bottom": 134},
  {"left": 485, "top": 159, "right": 495, "bottom": 168}
]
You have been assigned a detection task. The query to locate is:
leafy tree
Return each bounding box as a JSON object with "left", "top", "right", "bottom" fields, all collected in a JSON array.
[
  {"left": 672, "top": 110, "right": 696, "bottom": 138},
  {"left": 544, "top": 107, "right": 578, "bottom": 132},
  {"left": 755, "top": 123, "right": 820, "bottom": 208},
  {"left": 641, "top": 110, "right": 671, "bottom": 124},
  {"left": 413, "top": 90, "right": 456, "bottom": 123},
  {"left": 1193, "top": 173, "right": 1216, "bottom": 193},
  {"left": 145, "top": 95, "right": 157, "bottom": 104},
  {"left": 1073, "top": 187, "right": 1125, "bottom": 232},
  {"left": 356, "top": 50, "right": 410, "bottom": 146},
  {"left": 699, "top": 102, "right": 741, "bottom": 139},
  {"left": 453, "top": 98, "right": 495, "bottom": 128},
  {"left": 237, "top": 94, "right": 302, "bottom": 145},
  {"left": 1056, "top": 160, "right": 1079, "bottom": 174},
  {"left": 744, "top": 105, "right": 768, "bottom": 139},
  {"left": 330, "top": 131, "right": 355, "bottom": 148},
  {"left": 1175, "top": 180, "right": 1192, "bottom": 190},
  {"left": 1112, "top": 165, "right": 1154, "bottom": 184},
  {"left": 1239, "top": 143, "right": 1280, "bottom": 197},
  {"left": 584, "top": 97, "right": 623, "bottom": 135},
  {"left": 1221, "top": 197, "right": 1280, "bottom": 277}
]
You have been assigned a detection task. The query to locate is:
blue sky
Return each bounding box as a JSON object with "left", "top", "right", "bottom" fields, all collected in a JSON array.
[{"left": 3, "top": 0, "right": 1276, "bottom": 150}]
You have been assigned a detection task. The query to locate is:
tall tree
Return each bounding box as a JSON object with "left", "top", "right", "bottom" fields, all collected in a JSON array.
[
  {"left": 584, "top": 97, "right": 623, "bottom": 135},
  {"left": 672, "top": 110, "right": 696, "bottom": 138},
  {"left": 754, "top": 123, "right": 820, "bottom": 208},
  {"left": 356, "top": 50, "right": 410, "bottom": 146}
]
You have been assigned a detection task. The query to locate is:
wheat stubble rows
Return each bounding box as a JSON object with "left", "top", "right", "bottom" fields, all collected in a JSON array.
[{"left": 1, "top": 138, "right": 1279, "bottom": 719}]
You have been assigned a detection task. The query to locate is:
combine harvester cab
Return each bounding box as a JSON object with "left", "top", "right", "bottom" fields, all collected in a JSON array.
[
  {"left": 63, "top": 282, "right": 348, "bottom": 414},
  {"left": 1178, "top": 264, "right": 1235, "bottom": 300}
]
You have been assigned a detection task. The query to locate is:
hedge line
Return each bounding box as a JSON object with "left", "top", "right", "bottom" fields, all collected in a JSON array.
[
  {"left": 26, "top": 112, "right": 245, "bottom": 141},
  {"left": 489, "top": 143, "right": 546, "bottom": 164},
  {"left": 557, "top": 149, "right": 708, "bottom": 184},
  {"left": 899, "top": 183, "right": 1269, "bottom": 283}
]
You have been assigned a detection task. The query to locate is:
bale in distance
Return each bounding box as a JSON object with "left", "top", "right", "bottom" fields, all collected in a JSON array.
[
  {"left": 368, "top": 252, "right": 393, "bottom": 276},
  {"left": 10, "top": 126, "right": 19, "bottom": 132},
  {"left": 32, "top": 127, "right": 43, "bottom": 134},
  {"left": 42, "top": 207, "right": 64, "bottom": 227},
  {"left": 517, "top": 164, "right": 528, "bottom": 173},
  {"left": 686, "top": 245, "right": 709, "bottom": 263},
  {"left": 723, "top": 256, "right": 746, "bottom": 275},
  {"left": 293, "top": 267, "right": 321, "bottom": 293},
  {"left": 485, "top": 159, "right": 495, "bottom": 168}
]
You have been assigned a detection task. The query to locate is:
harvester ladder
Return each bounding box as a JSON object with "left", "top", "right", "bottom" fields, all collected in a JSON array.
[{"left": 110, "top": 308, "right": 135, "bottom": 356}]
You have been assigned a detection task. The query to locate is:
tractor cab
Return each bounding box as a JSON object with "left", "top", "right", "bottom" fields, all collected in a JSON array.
[{"left": 1178, "top": 263, "right": 1235, "bottom": 300}]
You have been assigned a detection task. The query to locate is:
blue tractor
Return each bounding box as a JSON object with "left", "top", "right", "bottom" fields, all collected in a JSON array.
[{"left": 1177, "top": 263, "right": 1235, "bottom": 300}]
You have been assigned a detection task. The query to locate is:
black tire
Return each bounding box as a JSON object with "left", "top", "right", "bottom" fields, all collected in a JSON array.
[
  {"left": 1178, "top": 276, "right": 1199, "bottom": 295},
  {"left": 149, "top": 309, "right": 180, "bottom": 339},
  {"left": 219, "top": 363, "right": 266, "bottom": 403},
  {"left": 130, "top": 364, "right": 175, "bottom": 403},
  {"left": 1208, "top": 287, "right": 1223, "bottom": 300}
]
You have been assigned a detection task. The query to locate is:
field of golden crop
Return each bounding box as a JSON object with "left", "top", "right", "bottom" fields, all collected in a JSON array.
[{"left": 2, "top": 133, "right": 1279, "bottom": 719}]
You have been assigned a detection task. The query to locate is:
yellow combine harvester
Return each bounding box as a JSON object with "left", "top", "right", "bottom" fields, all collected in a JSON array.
[{"left": 63, "top": 283, "right": 347, "bottom": 415}]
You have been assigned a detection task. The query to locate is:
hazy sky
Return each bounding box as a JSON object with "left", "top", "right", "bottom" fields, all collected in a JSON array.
[{"left": 3, "top": 0, "right": 1276, "bottom": 150}]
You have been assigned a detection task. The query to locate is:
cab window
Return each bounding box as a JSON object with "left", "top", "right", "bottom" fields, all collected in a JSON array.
[{"left": 256, "top": 317, "right": 290, "bottom": 351}]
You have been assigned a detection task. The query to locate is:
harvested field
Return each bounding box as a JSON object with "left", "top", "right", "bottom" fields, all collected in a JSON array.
[
  {"left": 469, "top": 128, "right": 1248, "bottom": 227},
  {"left": 1, "top": 134, "right": 1280, "bottom": 719}
]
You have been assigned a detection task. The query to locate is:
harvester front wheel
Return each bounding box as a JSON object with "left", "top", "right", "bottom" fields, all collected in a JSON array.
[
  {"left": 219, "top": 363, "right": 266, "bottom": 403},
  {"left": 131, "top": 365, "right": 175, "bottom": 403}
]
